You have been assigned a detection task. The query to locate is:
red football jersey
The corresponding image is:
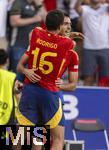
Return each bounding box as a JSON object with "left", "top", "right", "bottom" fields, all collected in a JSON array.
[{"left": 25, "top": 27, "right": 78, "bottom": 91}]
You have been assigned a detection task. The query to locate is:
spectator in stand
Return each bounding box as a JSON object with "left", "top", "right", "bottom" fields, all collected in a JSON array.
[
  {"left": 75, "top": 0, "right": 109, "bottom": 86},
  {"left": 8, "top": 0, "right": 47, "bottom": 72},
  {"left": 0, "top": 0, "right": 15, "bottom": 50},
  {"left": 57, "top": 0, "right": 70, "bottom": 18}
]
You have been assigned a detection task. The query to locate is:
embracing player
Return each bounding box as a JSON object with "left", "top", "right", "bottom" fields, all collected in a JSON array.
[{"left": 16, "top": 9, "right": 79, "bottom": 150}]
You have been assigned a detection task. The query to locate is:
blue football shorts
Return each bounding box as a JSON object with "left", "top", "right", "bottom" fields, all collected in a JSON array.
[{"left": 16, "top": 83, "right": 65, "bottom": 128}]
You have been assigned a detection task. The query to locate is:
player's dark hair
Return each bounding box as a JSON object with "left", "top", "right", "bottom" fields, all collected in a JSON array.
[
  {"left": 63, "top": 12, "right": 69, "bottom": 17},
  {"left": 45, "top": 9, "right": 64, "bottom": 31},
  {"left": 0, "top": 49, "right": 8, "bottom": 65}
]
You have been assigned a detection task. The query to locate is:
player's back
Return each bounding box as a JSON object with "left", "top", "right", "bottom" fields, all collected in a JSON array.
[{"left": 27, "top": 27, "right": 74, "bottom": 91}]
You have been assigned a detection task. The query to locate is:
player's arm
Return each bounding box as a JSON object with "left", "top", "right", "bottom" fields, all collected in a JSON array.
[
  {"left": 17, "top": 53, "right": 41, "bottom": 83},
  {"left": 55, "top": 71, "right": 78, "bottom": 91},
  {"left": 14, "top": 79, "right": 23, "bottom": 104},
  {"left": 75, "top": 0, "right": 83, "bottom": 15}
]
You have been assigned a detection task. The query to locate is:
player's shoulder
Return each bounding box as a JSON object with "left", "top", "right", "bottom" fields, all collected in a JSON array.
[
  {"left": 59, "top": 35, "right": 71, "bottom": 40},
  {"left": 69, "top": 49, "right": 79, "bottom": 60},
  {"left": 65, "top": 37, "right": 76, "bottom": 48},
  {"left": 34, "top": 27, "right": 43, "bottom": 31},
  {"left": 59, "top": 35, "right": 74, "bottom": 45},
  {"left": 32, "top": 27, "right": 45, "bottom": 34}
]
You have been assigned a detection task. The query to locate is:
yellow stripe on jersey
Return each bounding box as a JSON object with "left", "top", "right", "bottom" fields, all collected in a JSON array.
[
  {"left": 45, "top": 99, "right": 62, "bottom": 129},
  {"left": 57, "top": 59, "right": 65, "bottom": 77},
  {"left": 16, "top": 110, "right": 34, "bottom": 126}
]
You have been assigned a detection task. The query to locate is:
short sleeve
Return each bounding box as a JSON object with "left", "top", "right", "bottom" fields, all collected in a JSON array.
[
  {"left": 68, "top": 50, "right": 79, "bottom": 72},
  {"left": 9, "top": 0, "right": 21, "bottom": 15}
]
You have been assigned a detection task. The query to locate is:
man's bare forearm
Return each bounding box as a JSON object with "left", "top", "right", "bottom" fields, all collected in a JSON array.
[
  {"left": 55, "top": 79, "right": 77, "bottom": 91},
  {"left": 17, "top": 54, "right": 29, "bottom": 74},
  {"left": 59, "top": 82, "right": 77, "bottom": 91},
  {"left": 17, "top": 63, "right": 25, "bottom": 74}
]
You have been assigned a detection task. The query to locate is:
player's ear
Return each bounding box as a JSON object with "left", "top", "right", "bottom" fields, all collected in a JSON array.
[
  {"left": 58, "top": 24, "right": 63, "bottom": 34},
  {"left": 57, "top": 26, "right": 61, "bottom": 34}
]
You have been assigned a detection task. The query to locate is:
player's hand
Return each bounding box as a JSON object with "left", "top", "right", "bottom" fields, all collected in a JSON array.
[
  {"left": 24, "top": 68, "right": 41, "bottom": 83},
  {"left": 14, "top": 80, "right": 23, "bottom": 94},
  {"left": 70, "top": 32, "right": 85, "bottom": 40},
  {"left": 55, "top": 78, "right": 64, "bottom": 89}
]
